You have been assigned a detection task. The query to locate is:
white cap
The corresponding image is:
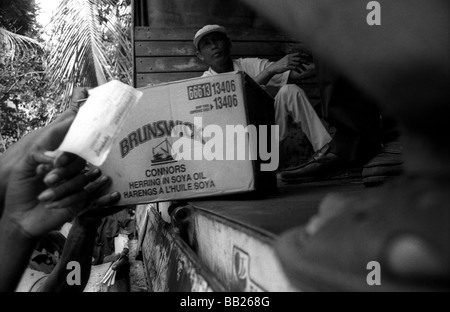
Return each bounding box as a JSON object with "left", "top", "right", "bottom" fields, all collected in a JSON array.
[{"left": 194, "top": 25, "right": 227, "bottom": 50}]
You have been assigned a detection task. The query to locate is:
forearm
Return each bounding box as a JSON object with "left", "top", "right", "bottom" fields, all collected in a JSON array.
[
  {"left": 0, "top": 131, "right": 39, "bottom": 211},
  {"left": 288, "top": 70, "right": 315, "bottom": 82},
  {"left": 254, "top": 66, "right": 277, "bottom": 86},
  {"left": 38, "top": 219, "right": 98, "bottom": 292},
  {"left": 0, "top": 216, "right": 39, "bottom": 292},
  {"left": 288, "top": 64, "right": 317, "bottom": 83},
  {"left": 0, "top": 155, "right": 11, "bottom": 211}
]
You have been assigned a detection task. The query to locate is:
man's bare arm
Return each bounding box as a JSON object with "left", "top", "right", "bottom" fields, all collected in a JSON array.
[{"left": 254, "top": 53, "right": 304, "bottom": 85}]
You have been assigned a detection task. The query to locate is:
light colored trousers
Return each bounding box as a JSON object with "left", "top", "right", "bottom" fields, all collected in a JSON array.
[{"left": 275, "top": 84, "right": 331, "bottom": 151}]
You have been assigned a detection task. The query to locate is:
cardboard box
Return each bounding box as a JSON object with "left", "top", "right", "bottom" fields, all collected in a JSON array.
[{"left": 100, "top": 72, "right": 277, "bottom": 206}]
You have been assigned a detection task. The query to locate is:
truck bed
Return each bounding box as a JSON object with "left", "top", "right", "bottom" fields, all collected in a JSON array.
[{"left": 189, "top": 175, "right": 366, "bottom": 236}]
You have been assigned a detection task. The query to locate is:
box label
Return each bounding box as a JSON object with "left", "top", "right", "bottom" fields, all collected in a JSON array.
[{"left": 101, "top": 72, "right": 258, "bottom": 205}]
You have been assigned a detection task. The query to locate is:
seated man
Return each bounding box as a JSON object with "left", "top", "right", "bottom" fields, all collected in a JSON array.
[{"left": 194, "top": 24, "right": 331, "bottom": 155}]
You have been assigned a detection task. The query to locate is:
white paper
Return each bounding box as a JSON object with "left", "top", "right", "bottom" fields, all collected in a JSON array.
[
  {"left": 57, "top": 80, "right": 143, "bottom": 166},
  {"left": 114, "top": 234, "right": 129, "bottom": 254}
]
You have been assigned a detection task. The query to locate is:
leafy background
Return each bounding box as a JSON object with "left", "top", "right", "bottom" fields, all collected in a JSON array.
[{"left": 0, "top": 0, "right": 132, "bottom": 153}]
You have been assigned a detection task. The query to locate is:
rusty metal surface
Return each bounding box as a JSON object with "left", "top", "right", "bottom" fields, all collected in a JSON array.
[{"left": 141, "top": 206, "right": 226, "bottom": 292}]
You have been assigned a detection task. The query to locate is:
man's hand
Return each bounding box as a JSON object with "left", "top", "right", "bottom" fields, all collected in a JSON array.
[
  {"left": 2, "top": 115, "right": 91, "bottom": 239},
  {"left": 2, "top": 87, "right": 113, "bottom": 240},
  {"left": 33, "top": 168, "right": 121, "bottom": 293},
  {"left": 255, "top": 52, "right": 308, "bottom": 85},
  {"left": 268, "top": 52, "right": 305, "bottom": 75},
  {"left": 0, "top": 88, "right": 89, "bottom": 209},
  {"left": 288, "top": 63, "right": 316, "bottom": 82},
  {"left": 74, "top": 169, "right": 124, "bottom": 229}
]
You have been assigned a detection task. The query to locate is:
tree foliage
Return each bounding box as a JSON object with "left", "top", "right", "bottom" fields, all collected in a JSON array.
[
  {"left": 1, "top": 0, "right": 133, "bottom": 153},
  {"left": 0, "top": 0, "right": 42, "bottom": 60},
  {"left": 0, "top": 0, "right": 39, "bottom": 36},
  {"left": 0, "top": 0, "right": 44, "bottom": 152},
  {"left": 0, "top": 48, "right": 54, "bottom": 153},
  {"left": 46, "top": 0, "right": 133, "bottom": 112}
]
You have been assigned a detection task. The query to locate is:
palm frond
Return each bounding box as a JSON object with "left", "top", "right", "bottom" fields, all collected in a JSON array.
[
  {"left": 45, "top": 0, "right": 132, "bottom": 112},
  {"left": 0, "top": 27, "right": 42, "bottom": 59}
]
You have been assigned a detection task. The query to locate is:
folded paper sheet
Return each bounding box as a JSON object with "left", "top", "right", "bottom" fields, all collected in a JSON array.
[{"left": 57, "top": 80, "right": 143, "bottom": 166}]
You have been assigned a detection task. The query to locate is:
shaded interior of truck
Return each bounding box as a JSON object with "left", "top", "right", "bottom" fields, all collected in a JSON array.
[{"left": 132, "top": 0, "right": 329, "bottom": 169}]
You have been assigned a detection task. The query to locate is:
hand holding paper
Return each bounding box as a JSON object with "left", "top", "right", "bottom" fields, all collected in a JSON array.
[{"left": 56, "top": 80, "right": 143, "bottom": 166}]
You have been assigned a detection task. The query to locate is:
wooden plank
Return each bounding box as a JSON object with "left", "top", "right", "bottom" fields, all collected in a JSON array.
[
  {"left": 135, "top": 41, "right": 309, "bottom": 57},
  {"left": 135, "top": 56, "right": 307, "bottom": 73},
  {"left": 136, "top": 41, "right": 197, "bottom": 57},
  {"left": 136, "top": 72, "right": 203, "bottom": 87},
  {"left": 135, "top": 26, "right": 298, "bottom": 42},
  {"left": 136, "top": 74, "right": 320, "bottom": 99},
  {"left": 136, "top": 56, "right": 206, "bottom": 73}
]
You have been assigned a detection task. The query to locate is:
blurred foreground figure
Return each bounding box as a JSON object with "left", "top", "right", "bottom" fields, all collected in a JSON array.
[{"left": 242, "top": 0, "right": 450, "bottom": 291}]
